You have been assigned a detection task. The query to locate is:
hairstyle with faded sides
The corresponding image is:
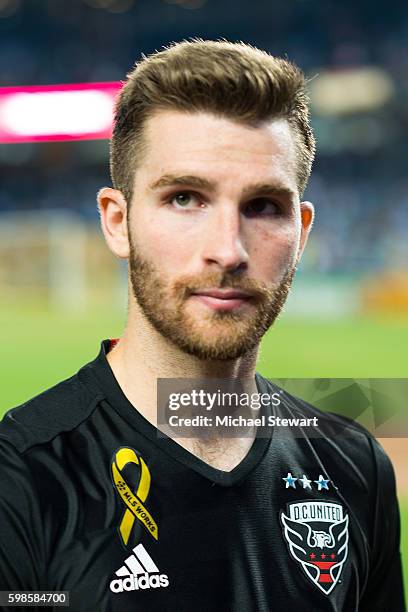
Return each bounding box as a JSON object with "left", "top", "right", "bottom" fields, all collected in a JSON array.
[{"left": 110, "top": 39, "right": 316, "bottom": 207}]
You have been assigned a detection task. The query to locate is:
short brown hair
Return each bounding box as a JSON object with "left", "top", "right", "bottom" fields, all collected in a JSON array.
[{"left": 110, "top": 39, "right": 315, "bottom": 204}]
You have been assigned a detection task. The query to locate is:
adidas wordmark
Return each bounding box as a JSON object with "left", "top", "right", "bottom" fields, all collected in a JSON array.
[{"left": 110, "top": 543, "right": 169, "bottom": 593}]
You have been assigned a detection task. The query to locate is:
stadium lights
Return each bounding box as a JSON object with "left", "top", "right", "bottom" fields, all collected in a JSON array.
[
  {"left": 0, "top": 82, "right": 120, "bottom": 143},
  {"left": 309, "top": 67, "right": 394, "bottom": 116}
]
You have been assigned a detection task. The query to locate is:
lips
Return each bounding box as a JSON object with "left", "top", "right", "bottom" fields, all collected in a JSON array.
[
  {"left": 189, "top": 289, "right": 253, "bottom": 312},
  {"left": 191, "top": 289, "right": 252, "bottom": 300}
]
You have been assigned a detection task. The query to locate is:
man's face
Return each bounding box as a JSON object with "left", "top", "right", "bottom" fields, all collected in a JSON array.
[{"left": 126, "top": 110, "right": 312, "bottom": 360}]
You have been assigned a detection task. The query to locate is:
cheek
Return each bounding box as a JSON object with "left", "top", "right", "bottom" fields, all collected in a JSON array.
[
  {"left": 131, "top": 213, "right": 193, "bottom": 270},
  {"left": 249, "top": 223, "right": 300, "bottom": 275}
]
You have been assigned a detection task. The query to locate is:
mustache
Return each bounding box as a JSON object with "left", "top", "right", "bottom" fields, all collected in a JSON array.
[{"left": 173, "top": 272, "right": 278, "bottom": 302}]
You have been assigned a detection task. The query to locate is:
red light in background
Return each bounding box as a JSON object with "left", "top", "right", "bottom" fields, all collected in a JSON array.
[{"left": 0, "top": 81, "right": 121, "bottom": 143}]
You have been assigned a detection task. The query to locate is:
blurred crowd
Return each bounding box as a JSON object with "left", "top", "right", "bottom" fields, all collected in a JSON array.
[{"left": 0, "top": 0, "right": 407, "bottom": 275}]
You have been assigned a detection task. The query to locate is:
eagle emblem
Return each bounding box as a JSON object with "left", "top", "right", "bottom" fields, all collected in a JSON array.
[{"left": 280, "top": 501, "right": 349, "bottom": 595}]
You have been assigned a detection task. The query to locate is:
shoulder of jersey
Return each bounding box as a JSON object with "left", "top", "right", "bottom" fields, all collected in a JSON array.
[
  {"left": 256, "top": 372, "right": 376, "bottom": 443},
  {"left": 256, "top": 373, "right": 393, "bottom": 480},
  {"left": 0, "top": 371, "right": 103, "bottom": 454}
]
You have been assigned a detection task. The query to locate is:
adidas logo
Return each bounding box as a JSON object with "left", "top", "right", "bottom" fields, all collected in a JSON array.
[{"left": 110, "top": 544, "right": 169, "bottom": 593}]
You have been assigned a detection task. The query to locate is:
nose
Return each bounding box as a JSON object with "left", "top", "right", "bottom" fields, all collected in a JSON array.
[{"left": 200, "top": 204, "right": 249, "bottom": 272}]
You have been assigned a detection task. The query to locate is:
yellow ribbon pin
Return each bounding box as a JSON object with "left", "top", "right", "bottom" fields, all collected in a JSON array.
[{"left": 111, "top": 447, "right": 158, "bottom": 545}]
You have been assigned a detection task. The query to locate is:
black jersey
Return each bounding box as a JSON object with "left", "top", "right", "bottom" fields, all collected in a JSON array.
[{"left": 0, "top": 340, "right": 405, "bottom": 612}]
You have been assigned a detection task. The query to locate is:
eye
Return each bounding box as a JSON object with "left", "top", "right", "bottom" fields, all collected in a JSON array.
[
  {"left": 243, "top": 198, "right": 281, "bottom": 218},
  {"left": 174, "top": 193, "right": 192, "bottom": 207},
  {"left": 167, "top": 191, "right": 203, "bottom": 210}
]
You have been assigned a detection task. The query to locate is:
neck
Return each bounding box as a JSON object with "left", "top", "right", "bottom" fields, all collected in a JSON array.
[{"left": 107, "top": 298, "right": 259, "bottom": 428}]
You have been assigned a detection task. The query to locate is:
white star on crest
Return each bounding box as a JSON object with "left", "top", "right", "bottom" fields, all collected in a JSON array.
[
  {"left": 299, "top": 474, "right": 312, "bottom": 489},
  {"left": 314, "top": 474, "right": 330, "bottom": 491},
  {"left": 282, "top": 472, "right": 297, "bottom": 489}
]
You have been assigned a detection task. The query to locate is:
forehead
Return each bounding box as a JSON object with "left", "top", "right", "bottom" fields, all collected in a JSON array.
[{"left": 137, "top": 110, "right": 299, "bottom": 194}]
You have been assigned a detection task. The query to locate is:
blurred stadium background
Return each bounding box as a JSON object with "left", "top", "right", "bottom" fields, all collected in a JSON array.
[{"left": 0, "top": 0, "right": 407, "bottom": 594}]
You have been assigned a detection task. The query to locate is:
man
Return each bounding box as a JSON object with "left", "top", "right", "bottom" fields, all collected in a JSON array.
[{"left": 0, "top": 40, "right": 405, "bottom": 611}]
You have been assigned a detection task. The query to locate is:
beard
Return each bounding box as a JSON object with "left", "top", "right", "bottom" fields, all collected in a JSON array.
[{"left": 128, "top": 236, "right": 296, "bottom": 361}]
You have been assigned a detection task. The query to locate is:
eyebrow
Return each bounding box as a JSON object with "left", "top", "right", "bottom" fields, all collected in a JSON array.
[
  {"left": 149, "top": 174, "right": 215, "bottom": 192},
  {"left": 241, "top": 182, "right": 296, "bottom": 201},
  {"left": 149, "top": 174, "right": 297, "bottom": 201}
]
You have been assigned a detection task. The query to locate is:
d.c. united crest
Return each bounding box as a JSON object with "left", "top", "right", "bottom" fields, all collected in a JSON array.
[{"left": 280, "top": 501, "right": 349, "bottom": 595}]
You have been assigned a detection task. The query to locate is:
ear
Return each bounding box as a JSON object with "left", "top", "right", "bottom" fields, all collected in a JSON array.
[
  {"left": 97, "top": 187, "right": 130, "bottom": 259},
  {"left": 297, "top": 201, "right": 314, "bottom": 261}
]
